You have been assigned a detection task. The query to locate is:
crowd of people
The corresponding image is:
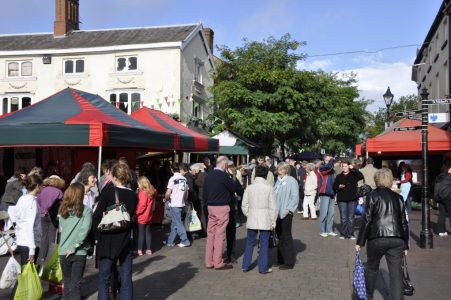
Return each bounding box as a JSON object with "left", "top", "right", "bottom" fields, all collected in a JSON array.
[{"left": 0, "top": 154, "right": 450, "bottom": 299}]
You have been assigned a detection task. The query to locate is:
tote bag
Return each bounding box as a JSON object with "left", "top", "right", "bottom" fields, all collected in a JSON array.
[{"left": 353, "top": 250, "right": 367, "bottom": 300}]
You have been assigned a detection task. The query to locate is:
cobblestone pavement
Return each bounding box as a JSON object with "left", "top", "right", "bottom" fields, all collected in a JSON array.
[{"left": 1, "top": 206, "right": 450, "bottom": 299}]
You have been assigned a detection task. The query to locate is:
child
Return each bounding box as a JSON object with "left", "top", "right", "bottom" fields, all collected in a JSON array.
[{"left": 135, "top": 176, "right": 156, "bottom": 255}]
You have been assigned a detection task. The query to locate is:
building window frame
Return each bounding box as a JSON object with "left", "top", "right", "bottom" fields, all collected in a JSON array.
[
  {"left": 116, "top": 56, "right": 138, "bottom": 72},
  {"left": 194, "top": 58, "right": 204, "bottom": 84},
  {"left": 7, "top": 61, "right": 33, "bottom": 78},
  {"left": 1, "top": 94, "right": 32, "bottom": 115},
  {"left": 108, "top": 90, "right": 142, "bottom": 114},
  {"left": 63, "top": 58, "right": 85, "bottom": 75}
]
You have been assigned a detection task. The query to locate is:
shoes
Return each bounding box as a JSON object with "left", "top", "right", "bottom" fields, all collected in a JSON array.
[
  {"left": 327, "top": 232, "right": 338, "bottom": 237},
  {"left": 439, "top": 232, "right": 448, "bottom": 236},
  {"left": 215, "top": 264, "right": 233, "bottom": 270},
  {"left": 163, "top": 241, "right": 175, "bottom": 247},
  {"left": 259, "top": 268, "right": 273, "bottom": 274},
  {"left": 206, "top": 265, "right": 214, "bottom": 269},
  {"left": 145, "top": 250, "right": 153, "bottom": 256},
  {"left": 177, "top": 242, "right": 191, "bottom": 247},
  {"left": 225, "top": 257, "right": 237, "bottom": 264},
  {"left": 319, "top": 233, "right": 328, "bottom": 237},
  {"left": 311, "top": 217, "right": 318, "bottom": 220},
  {"left": 137, "top": 250, "right": 143, "bottom": 256},
  {"left": 350, "top": 235, "right": 356, "bottom": 240},
  {"left": 279, "top": 264, "right": 294, "bottom": 270},
  {"left": 301, "top": 217, "right": 310, "bottom": 220},
  {"left": 297, "top": 210, "right": 303, "bottom": 214},
  {"left": 339, "top": 236, "right": 345, "bottom": 240},
  {"left": 242, "top": 268, "right": 249, "bottom": 273}
]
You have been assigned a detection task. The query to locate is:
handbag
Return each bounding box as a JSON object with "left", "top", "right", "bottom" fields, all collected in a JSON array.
[
  {"left": 358, "top": 184, "right": 372, "bottom": 198},
  {"left": 184, "top": 204, "right": 202, "bottom": 232},
  {"left": 162, "top": 201, "right": 172, "bottom": 225},
  {"left": 402, "top": 255, "right": 415, "bottom": 296},
  {"left": 353, "top": 250, "right": 367, "bottom": 300},
  {"left": 97, "top": 189, "right": 131, "bottom": 233},
  {"left": 268, "top": 229, "right": 279, "bottom": 248}
]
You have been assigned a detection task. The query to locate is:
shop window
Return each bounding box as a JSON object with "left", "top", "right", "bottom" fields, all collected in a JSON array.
[{"left": 0, "top": 95, "right": 32, "bottom": 115}]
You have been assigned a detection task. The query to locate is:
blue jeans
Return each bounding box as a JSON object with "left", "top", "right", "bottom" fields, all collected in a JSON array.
[
  {"left": 98, "top": 251, "right": 133, "bottom": 300},
  {"left": 338, "top": 201, "right": 357, "bottom": 237},
  {"left": 242, "top": 229, "right": 270, "bottom": 273},
  {"left": 319, "top": 196, "right": 335, "bottom": 234},
  {"left": 167, "top": 207, "right": 190, "bottom": 245}
]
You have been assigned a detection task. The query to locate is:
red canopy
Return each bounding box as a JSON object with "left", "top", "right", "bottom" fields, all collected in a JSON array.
[
  {"left": 366, "top": 119, "right": 451, "bottom": 156},
  {"left": 132, "top": 107, "right": 219, "bottom": 152}
]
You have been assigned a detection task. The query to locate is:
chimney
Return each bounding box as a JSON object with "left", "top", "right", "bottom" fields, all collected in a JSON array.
[
  {"left": 54, "top": 0, "right": 80, "bottom": 37},
  {"left": 203, "top": 28, "right": 214, "bottom": 54}
]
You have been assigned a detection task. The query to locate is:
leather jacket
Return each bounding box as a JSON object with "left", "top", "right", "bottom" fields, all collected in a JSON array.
[{"left": 357, "top": 187, "right": 409, "bottom": 249}]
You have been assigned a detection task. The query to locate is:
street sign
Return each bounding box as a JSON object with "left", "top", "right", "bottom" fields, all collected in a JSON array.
[
  {"left": 406, "top": 115, "right": 422, "bottom": 121},
  {"left": 395, "top": 111, "right": 422, "bottom": 121},
  {"left": 423, "top": 99, "right": 451, "bottom": 105},
  {"left": 393, "top": 126, "right": 422, "bottom": 132}
]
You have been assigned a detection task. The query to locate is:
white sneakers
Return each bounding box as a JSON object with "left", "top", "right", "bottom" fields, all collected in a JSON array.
[
  {"left": 439, "top": 232, "right": 448, "bottom": 236},
  {"left": 328, "top": 232, "right": 338, "bottom": 237},
  {"left": 320, "top": 233, "right": 328, "bottom": 237}
]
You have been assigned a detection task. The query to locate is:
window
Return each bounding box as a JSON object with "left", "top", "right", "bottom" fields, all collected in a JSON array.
[
  {"left": 0, "top": 95, "right": 32, "bottom": 115},
  {"left": 194, "top": 59, "right": 204, "bottom": 84},
  {"left": 109, "top": 91, "right": 141, "bottom": 114},
  {"left": 116, "top": 56, "right": 137, "bottom": 72},
  {"left": 7, "top": 61, "right": 32, "bottom": 77},
  {"left": 64, "top": 59, "right": 84, "bottom": 74}
]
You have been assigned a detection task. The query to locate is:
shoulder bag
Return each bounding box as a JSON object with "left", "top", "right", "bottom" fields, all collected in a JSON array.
[{"left": 97, "top": 188, "right": 130, "bottom": 233}]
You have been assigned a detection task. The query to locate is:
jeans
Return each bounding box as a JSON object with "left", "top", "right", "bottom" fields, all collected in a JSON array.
[
  {"left": 319, "top": 195, "right": 335, "bottom": 234},
  {"left": 167, "top": 207, "right": 190, "bottom": 245},
  {"left": 365, "top": 238, "right": 404, "bottom": 300},
  {"left": 205, "top": 205, "right": 230, "bottom": 268},
  {"left": 98, "top": 251, "right": 133, "bottom": 300},
  {"left": 60, "top": 255, "right": 86, "bottom": 300},
  {"left": 39, "top": 215, "right": 57, "bottom": 264},
  {"left": 276, "top": 213, "right": 295, "bottom": 266},
  {"left": 226, "top": 208, "right": 236, "bottom": 260},
  {"left": 242, "top": 229, "right": 270, "bottom": 273},
  {"left": 137, "top": 223, "right": 152, "bottom": 251},
  {"left": 338, "top": 201, "right": 356, "bottom": 237},
  {"left": 437, "top": 200, "right": 451, "bottom": 233}
]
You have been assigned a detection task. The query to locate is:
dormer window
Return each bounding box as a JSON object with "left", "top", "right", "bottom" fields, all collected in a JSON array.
[
  {"left": 116, "top": 56, "right": 137, "bottom": 72},
  {"left": 64, "top": 59, "right": 85, "bottom": 74},
  {"left": 7, "top": 61, "right": 32, "bottom": 77}
]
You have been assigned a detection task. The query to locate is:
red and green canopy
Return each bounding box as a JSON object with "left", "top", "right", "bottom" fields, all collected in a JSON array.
[
  {"left": 132, "top": 107, "right": 218, "bottom": 152},
  {"left": 0, "top": 88, "right": 176, "bottom": 149}
]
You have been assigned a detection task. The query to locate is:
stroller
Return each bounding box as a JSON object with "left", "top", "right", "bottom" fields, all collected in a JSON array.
[{"left": 0, "top": 211, "right": 16, "bottom": 256}]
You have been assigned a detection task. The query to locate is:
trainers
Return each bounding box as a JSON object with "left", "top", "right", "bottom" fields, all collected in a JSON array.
[
  {"left": 350, "top": 235, "right": 356, "bottom": 240},
  {"left": 439, "top": 232, "right": 448, "bottom": 236},
  {"left": 137, "top": 250, "right": 143, "bottom": 256},
  {"left": 339, "top": 236, "right": 345, "bottom": 240},
  {"left": 177, "top": 242, "right": 191, "bottom": 247},
  {"left": 146, "top": 250, "right": 153, "bottom": 256},
  {"left": 297, "top": 210, "right": 303, "bottom": 214},
  {"left": 319, "top": 233, "right": 328, "bottom": 237},
  {"left": 327, "top": 232, "right": 338, "bottom": 237},
  {"left": 163, "top": 241, "right": 175, "bottom": 247}
]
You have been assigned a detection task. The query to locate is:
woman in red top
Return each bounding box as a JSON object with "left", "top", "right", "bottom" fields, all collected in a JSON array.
[{"left": 135, "top": 176, "right": 156, "bottom": 256}]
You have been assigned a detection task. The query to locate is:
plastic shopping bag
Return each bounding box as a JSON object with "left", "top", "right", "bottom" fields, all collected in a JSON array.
[
  {"left": 14, "top": 262, "right": 43, "bottom": 300},
  {"left": 162, "top": 201, "right": 172, "bottom": 225},
  {"left": 0, "top": 256, "right": 21, "bottom": 289},
  {"left": 41, "top": 245, "right": 63, "bottom": 283},
  {"left": 184, "top": 205, "right": 202, "bottom": 232}
]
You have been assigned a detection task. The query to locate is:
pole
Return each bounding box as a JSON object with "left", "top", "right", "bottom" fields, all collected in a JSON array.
[
  {"left": 97, "top": 146, "right": 102, "bottom": 180},
  {"left": 420, "top": 88, "right": 433, "bottom": 248}
]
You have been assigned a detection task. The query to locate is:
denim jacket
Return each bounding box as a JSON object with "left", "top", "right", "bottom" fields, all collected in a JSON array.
[{"left": 274, "top": 175, "right": 299, "bottom": 219}]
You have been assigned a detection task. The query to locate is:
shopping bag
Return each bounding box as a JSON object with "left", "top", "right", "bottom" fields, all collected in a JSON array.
[
  {"left": 0, "top": 256, "right": 21, "bottom": 289},
  {"left": 14, "top": 263, "right": 43, "bottom": 300},
  {"left": 162, "top": 201, "right": 172, "bottom": 225},
  {"left": 184, "top": 205, "right": 202, "bottom": 232},
  {"left": 402, "top": 255, "right": 414, "bottom": 296},
  {"left": 41, "top": 245, "right": 63, "bottom": 283},
  {"left": 355, "top": 203, "right": 365, "bottom": 216},
  {"left": 268, "top": 230, "right": 279, "bottom": 248},
  {"left": 353, "top": 250, "right": 367, "bottom": 300}
]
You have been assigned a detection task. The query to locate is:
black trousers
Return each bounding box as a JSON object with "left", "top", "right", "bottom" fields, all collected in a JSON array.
[
  {"left": 276, "top": 213, "right": 295, "bottom": 266},
  {"left": 437, "top": 200, "right": 451, "bottom": 233},
  {"left": 365, "top": 238, "right": 404, "bottom": 300},
  {"left": 60, "top": 255, "right": 87, "bottom": 300},
  {"left": 226, "top": 209, "right": 236, "bottom": 260}
]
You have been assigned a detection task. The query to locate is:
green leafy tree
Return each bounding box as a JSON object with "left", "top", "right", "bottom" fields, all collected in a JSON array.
[{"left": 211, "top": 34, "right": 370, "bottom": 156}]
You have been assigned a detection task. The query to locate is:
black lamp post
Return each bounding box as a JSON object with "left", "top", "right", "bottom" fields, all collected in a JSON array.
[
  {"left": 420, "top": 87, "right": 433, "bottom": 249},
  {"left": 383, "top": 87, "right": 394, "bottom": 128}
]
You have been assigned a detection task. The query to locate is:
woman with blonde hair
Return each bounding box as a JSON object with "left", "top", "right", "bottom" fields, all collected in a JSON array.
[
  {"left": 59, "top": 182, "right": 92, "bottom": 300},
  {"left": 36, "top": 175, "right": 66, "bottom": 265},
  {"left": 135, "top": 176, "right": 156, "bottom": 256}
]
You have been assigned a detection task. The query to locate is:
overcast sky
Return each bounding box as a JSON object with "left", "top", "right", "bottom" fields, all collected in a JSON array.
[{"left": 0, "top": 0, "right": 443, "bottom": 111}]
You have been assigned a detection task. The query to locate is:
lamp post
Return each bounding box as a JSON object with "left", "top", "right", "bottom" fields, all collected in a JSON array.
[
  {"left": 420, "top": 87, "right": 433, "bottom": 249},
  {"left": 383, "top": 87, "right": 394, "bottom": 128}
]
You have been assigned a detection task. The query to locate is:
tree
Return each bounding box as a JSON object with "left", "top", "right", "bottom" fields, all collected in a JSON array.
[
  {"left": 366, "top": 94, "right": 419, "bottom": 137},
  {"left": 211, "top": 34, "right": 370, "bottom": 156}
]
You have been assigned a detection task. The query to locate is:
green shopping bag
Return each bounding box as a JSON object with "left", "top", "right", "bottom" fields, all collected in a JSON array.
[
  {"left": 41, "top": 245, "right": 63, "bottom": 283},
  {"left": 14, "top": 263, "right": 43, "bottom": 300}
]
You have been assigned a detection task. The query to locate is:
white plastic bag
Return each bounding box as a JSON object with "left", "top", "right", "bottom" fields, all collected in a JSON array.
[
  {"left": 184, "top": 205, "right": 202, "bottom": 232},
  {"left": 162, "top": 201, "right": 172, "bottom": 225},
  {"left": 0, "top": 256, "right": 21, "bottom": 289}
]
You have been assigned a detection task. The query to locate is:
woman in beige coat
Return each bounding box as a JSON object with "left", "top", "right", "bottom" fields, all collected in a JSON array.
[{"left": 241, "top": 165, "right": 278, "bottom": 274}]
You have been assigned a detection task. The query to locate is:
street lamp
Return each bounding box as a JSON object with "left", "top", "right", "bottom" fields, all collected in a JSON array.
[
  {"left": 420, "top": 87, "right": 433, "bottom": 249},
  {"left": 383, "top": 87, "right": 394, "bottom": 128}
]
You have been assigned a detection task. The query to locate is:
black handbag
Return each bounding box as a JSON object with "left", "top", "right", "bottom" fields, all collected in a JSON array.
[
  {"left": 402, "top": 256, "right": 415, "bottom": 296},
  {"left": 269, "top": 230, "right": 279, "bottom": 248},
  {"left": 357, "top": 183, "right": 372, "bottom": 197}
]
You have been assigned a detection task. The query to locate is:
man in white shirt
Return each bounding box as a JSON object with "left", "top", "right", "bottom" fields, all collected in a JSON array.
[{"left": 164, "top": 163, "right": 191, "bottom": 247}]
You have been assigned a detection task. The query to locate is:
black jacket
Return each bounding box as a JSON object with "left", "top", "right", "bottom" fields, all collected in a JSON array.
[
  {"left": 357, "top": 187, "right": 409, "bottom": 249},
  {"left": 203, "top": 169, "right": 238, "bottom": 206},
  {"left": 434, "top": 173, "right": 451, "bottom": 203},
  {"left": 333, "top": 169, "right": 364, "bottom": 202}
]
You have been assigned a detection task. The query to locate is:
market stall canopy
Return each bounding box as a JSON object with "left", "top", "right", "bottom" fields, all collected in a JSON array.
[
  {"left": 131, "top": 107, "right": 218, "bottom": 152},
  {"left": 213, "top": 130, "right": 260, "bottom": 155},
  {"left": 366, "top": 118, "right": 451, "bottom": 156},
  {"left": 0, "top": 88, "right": 176, "bottom": 149}
]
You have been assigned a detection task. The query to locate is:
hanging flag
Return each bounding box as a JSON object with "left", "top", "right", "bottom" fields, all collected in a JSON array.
[
  {"left": 158, "top": 103, "right": 163, "bottom": 110},
  {"left": 164, "top": 96, "right": 169, "bottom": 103},
  {"left": 177, "top": 99, "right": 182, "bottom": 104},
  {"left": 185, "top": 96, "right": 189, "bottom": 100},
  {"left": 156, "top": 98, "right": 161, "bottom": 104}
]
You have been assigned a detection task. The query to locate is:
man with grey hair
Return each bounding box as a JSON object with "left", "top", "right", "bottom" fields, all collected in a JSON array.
[{"left": 203, "top": 156, "right": 239, "bottom": 270}]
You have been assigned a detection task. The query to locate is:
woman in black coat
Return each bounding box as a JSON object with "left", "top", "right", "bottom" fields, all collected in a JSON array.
[
  {"left": 93, "top": 163, "right": 137, "bottom": 300},
  {"left": 435, "top": 159, "right": 451, "bottom": 236},
  {"left": 356, "top": 168, "right": 409, "bottom": 300},
  {"left": 333, "top": 161, "right": 363, "bottom": 239}
]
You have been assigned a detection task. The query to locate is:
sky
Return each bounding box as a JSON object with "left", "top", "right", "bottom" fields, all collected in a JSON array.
[{"left": 0, "top": 0, "right": 443, "bottom": 112}]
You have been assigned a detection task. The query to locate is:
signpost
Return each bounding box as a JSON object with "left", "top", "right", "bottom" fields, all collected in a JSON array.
[
  {"left": 393, "top": 126, "right": 422, "bottom": 131},
  {"left": 422, "top": 98, "right": 451, "bottom": 105}
]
